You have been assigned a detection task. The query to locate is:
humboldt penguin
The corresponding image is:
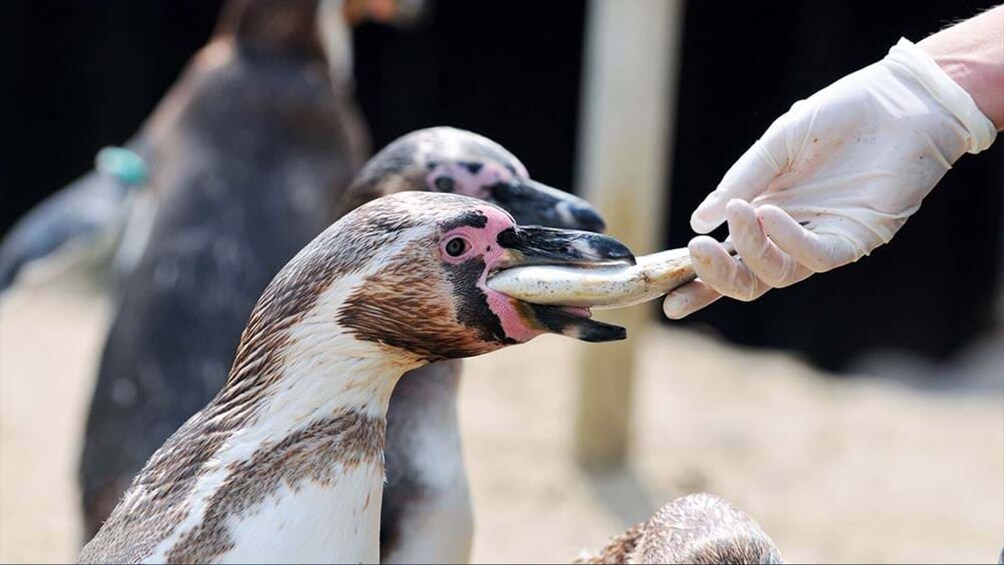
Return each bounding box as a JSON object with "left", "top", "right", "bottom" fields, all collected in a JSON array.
[{"left": 79, "top": 191, "right": 630, "bottom": 564}]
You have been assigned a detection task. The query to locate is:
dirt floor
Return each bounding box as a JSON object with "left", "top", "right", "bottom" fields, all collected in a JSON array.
[{"left": 1, "top": 280, "right": 1002, "bottom": 564}]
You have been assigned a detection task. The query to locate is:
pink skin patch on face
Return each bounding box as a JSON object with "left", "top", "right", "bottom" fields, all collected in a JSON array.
[
  {"left": 426, "top": 161, "right": 524, "bottom": 199},
  {"left": 440, "top": 206, "right": 542, "bottom": 343}
]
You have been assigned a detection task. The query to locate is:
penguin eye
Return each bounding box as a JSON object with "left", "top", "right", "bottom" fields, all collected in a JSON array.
[{"left": 445, "top": 237, "right": 470, "bottom": 257}]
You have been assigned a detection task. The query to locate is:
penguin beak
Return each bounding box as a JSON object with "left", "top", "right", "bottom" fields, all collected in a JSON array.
[
  {"left": 490, "top": 180, "right": 606, "bottom": 233},
  {"left": 492, "top": 226, "right": 634, "bottom": 342},
  {"left": 493, "top": 226, "right": 633, "bottom": 271}
]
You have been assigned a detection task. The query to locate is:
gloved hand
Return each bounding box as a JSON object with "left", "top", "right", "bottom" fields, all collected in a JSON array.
[{"left": 663, "top": 38, "right": 997, "bottom": 319}]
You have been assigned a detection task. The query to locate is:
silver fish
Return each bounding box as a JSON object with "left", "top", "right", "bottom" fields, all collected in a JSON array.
[{"left": 488, "top": 243, "right": 735, "bottom": 309}]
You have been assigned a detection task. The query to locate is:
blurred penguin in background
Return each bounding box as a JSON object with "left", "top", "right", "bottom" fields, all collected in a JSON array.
[
  {"left": 0, "top": 0, "right": 422, "bottom": 294},
  {"left": 77, "top": 0, "right": 421, "bottom": 538},
  {"left": 0, "top": 144, "right": 150, "bottom": 292}
]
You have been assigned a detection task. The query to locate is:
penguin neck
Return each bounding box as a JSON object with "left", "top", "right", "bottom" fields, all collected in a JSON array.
[
  {"left": 219, "top": 329, "right": 411, "bottom": 433},
  {"left": 155, "top": 307, "right": 423, "bottom": 562}
]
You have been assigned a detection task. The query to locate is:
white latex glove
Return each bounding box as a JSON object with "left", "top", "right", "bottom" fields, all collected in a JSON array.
[{"left": 663, "top": 38, "right": 997, "bottom": 319}]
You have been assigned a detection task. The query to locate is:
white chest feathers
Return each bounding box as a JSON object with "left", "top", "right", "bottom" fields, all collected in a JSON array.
[
  {"left": 215, "top": 463, "right": 384, "bottom": 564},
  {"left": 138, "top": 419, "right": 387, "bottom": 565}
]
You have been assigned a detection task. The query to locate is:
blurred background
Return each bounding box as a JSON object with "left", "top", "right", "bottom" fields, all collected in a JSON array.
[
  {"left": 3, "top": 0, "right": 1003, "bottom": 370},
  {"left": 1, "top": 1, "right": 1001, "bottom": 563}
]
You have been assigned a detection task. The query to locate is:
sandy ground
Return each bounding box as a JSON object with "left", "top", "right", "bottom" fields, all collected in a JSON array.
[{"left": 0, "top": 281, "right": 1002, "bottom": 564}]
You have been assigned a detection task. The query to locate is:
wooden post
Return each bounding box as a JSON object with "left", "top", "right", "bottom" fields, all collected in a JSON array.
[{"left": 573, "top": 0, "right": 683, "bottom": 469}]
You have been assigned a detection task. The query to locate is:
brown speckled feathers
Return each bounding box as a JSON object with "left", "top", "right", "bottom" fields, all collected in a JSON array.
[
  {"left": 576, "top": 493, "right": 783, "bottom": 565},
  {"left": 78, "top": 192, "right": 507, "bottom": 564}
]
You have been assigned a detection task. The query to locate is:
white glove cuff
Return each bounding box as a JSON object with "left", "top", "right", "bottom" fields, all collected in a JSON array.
[{"left": 886, "top": 37, "right": 997, "bottom": 154}]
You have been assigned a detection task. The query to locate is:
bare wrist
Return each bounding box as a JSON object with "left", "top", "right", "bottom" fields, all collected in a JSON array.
[
  {"left": 923, "top": 49, "right": 1004, "bottom": 130},
  {"left": 918, "top": 6, "right": 1004, "bottom": 130}
]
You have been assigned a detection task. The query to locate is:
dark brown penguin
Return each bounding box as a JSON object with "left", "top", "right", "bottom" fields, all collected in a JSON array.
[{"left": 78, "top": 0, "right": 368, "bottom": 537}]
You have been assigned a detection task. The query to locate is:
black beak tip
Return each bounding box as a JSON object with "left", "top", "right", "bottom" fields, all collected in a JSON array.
[
  {"left": 528, "top": 305, "right": 626, "bottom": 343},
  {"left": 597, "top": 236, "right": 635, "bottom": 265},
  {"left": 578, "top": 322, "right": 627, "bottom": 342}
]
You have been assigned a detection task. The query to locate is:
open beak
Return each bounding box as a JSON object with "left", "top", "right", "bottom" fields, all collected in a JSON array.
[
  {"left": 491, "top": 179, "right": 606, "bottom": 233},
  {"left": 494, "top": 226, "right": 634, "bottom": 342}
]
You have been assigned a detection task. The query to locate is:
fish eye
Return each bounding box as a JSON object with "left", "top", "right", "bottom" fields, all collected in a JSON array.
[{"left": 445, "top": 237, "right": 470, "bottom": 257}]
